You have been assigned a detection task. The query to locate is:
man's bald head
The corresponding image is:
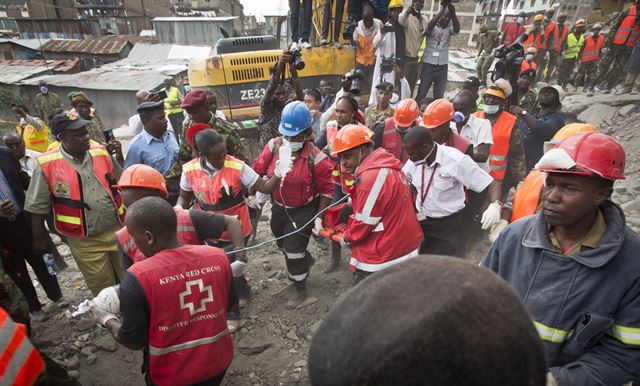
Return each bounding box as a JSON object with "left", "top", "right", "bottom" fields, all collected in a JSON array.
[
  {"left": 124, "top": 196, "right": 177, "bottom": 257},
  {"left": 136, "top": 90, "right": 150, "bottom": 105},
  {"left": 3, "top": 131, "right": 26, "bottom": 160}
]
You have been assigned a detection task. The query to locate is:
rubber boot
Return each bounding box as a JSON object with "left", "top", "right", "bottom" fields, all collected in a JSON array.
[
  {"left": 324, "top": 241, "right": 341, "bottom": 274},
  {"left": 234, "top": 274, "right": 251, "bottom": 307},
  {"left": 286, "top": 280, "right": 308, "bottom": 310}
]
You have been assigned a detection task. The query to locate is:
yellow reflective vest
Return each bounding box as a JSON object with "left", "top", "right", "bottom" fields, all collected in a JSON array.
[
  {"left": 164, "top": 87, "right": 183, "bottom": 115},
  {"left": 563, "top": 32, "right": 585, "bottom": 59}
]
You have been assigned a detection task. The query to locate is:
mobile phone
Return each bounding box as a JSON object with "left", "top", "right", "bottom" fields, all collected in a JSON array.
[
  {"left": 103, "top": 129, "right": 115, "bottom": 142},
  {"left": 152, "top": 90, "right": 168, "bottom": 100}
]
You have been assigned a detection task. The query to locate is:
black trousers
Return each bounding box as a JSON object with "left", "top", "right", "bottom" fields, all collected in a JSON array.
[
  {"left": 419, "top": 210, "right": 464, "bottom": 257},
  {"left": 0, "top": 214, "right": 61, "bottom": 312},
  {"left": 353, "top": 269, "right": 372, "bottom": 286},
  {"left": 270, "top": 199, "right": 318, "bottom": 282},
  {"left": 415, "top": 63, "right": 448, "bottom": 105},
  {"left": 289, "top": 0, "right": 313, "bottom": 42},
  {"left": 322, "top": 0, "right": 346, "bottom": 41}
]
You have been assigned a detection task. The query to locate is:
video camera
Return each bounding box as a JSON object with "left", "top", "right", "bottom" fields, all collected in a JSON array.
[
  {"left": 492, "top": 33, "right": 527, "bottom": 82},
  {"left": 290, "top": 47, "right": 305, "bottom": 70},
  {"left": 380, "top": 55, "right": 401, "bottom": 75},
  {"left": 344, "top": 68, "right": 365, "bottom": 95}
]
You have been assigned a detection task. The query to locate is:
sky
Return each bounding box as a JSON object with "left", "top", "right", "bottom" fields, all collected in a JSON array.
[{"left": 240, "top": 0, "right": 288, "bottom": 21}]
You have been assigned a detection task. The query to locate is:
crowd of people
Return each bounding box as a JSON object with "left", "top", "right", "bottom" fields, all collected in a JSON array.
[{"left": 1, "top": 0, "right": 640, "bottom": 385}]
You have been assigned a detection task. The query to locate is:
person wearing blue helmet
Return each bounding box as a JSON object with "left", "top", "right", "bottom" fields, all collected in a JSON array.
[{"left": 252, "top": 101, "right": 335, "bottom": 309}]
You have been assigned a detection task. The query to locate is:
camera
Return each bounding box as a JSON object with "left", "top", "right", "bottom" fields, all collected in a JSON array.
[
  {"left": 380, "top": 55, "right": 400, "bottom": 75},
  {"left": 344, "top": 69, "right": 365, "bottom": 95},
  {"left": 290, "top": 47, "right": 305, "bottom": 70},
  {"left": 492, "top": 34, "right": 526, "bottom": 82}
]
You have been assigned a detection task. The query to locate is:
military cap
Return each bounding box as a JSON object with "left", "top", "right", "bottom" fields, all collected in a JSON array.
[{"left": 181, "top": 89, "right": 208, "bottom": 109}]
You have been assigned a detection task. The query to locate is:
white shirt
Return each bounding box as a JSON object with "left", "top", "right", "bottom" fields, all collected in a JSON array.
[
  {"left": 451, "top": 114, "right": 493, "bottom": 171},
  {"left": 20, "top": 149, "right": 41, "bottom": 177},
  {"left": 180, "top": 161, "right": 259, "bottom": 192},
  {"left": 403, "top": 144, "right": 493, "bottom": 219}
]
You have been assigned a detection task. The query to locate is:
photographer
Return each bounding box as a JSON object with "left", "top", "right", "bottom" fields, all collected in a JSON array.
[
  {"left": 353, "top": 4, "right": 382, "bottom": 93},
  {"left": 415, "top": 1, "right": 460, "bottom": 105},
  {"left": 399, "top": 0, "right": 429, "bottom": 92},
  {"left": 319, "top": 70, "right": 364, "bottom": 132},
  {"left": 258, "top": 49, "right": 304, "bottom": 149},
  {"left": 369, "top": 1, "right": 403, "bottom": 106}
]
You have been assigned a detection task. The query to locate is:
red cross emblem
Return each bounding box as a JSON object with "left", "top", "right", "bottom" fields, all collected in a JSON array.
[{"left": 179, "top": 279, "right": 213, "bottom": 316}]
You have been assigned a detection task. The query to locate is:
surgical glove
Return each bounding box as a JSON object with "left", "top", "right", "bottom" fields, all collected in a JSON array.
[
  {"left": 274, "top": 159, "right": 293, "bottom": 178},
  {"left": 481, "top": 202, "right": 502, "bottom": 230},
  {"left": 489, "top": 219, "right": 509, "bottom": 242},
  {"left": 246, "top": 195, "right": 262, "bottom": 210},
  {"left": 255, "top": 190, "right": 269, "bottom": 205},
  {"left": 89, "top": 302, "right": 118, "bottom": 327},
  {"left": 93, "top": 285, "right": 120, "bottom": 314},
  {"left": 340, "top": 237, "right": 351, "bottom": 248},
  {"left": 312, "top": 217, "right": 324, "bottom": 236}
]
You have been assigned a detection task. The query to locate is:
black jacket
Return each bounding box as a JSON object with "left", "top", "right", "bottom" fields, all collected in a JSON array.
[{"left": 0, "top": 147, "right": 30, "bottom": 208}]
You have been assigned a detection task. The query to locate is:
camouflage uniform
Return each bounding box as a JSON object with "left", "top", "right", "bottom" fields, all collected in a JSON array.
[
  {"left": 476, "top": 31, "right": 500, "bottom": 84},
  {"left": 518, "top": 88, "right": 538, "bottom": 112},
  {"left": 592, "top": 11, "right": 635, "bottom": 90},
  {"left": 34, "top": 92, "right": 62, "bottom": 122},
  {"left": 364, "top": 105, "right": 394, "bottom": 130},
  {"left": 0, "top": 256, "right": 29, "bottom": 328},
  {"left": 85, "top": 115, "right": 106, "bottom": 144}
]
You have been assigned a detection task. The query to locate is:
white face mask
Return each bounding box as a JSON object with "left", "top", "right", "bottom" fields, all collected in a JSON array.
[
  {"left": 483, "top": 104, "right": 500, "bottom": 115},
  {"left": 282, "top": 137, "right": 305, "bottom": 152},
  {"left": 525, "top": 54, "right": 534, "bottom": 61},
  {"left": 516, "top": 16, "right": 524, "bottom": 24},
  {"left": 40, "top": 86, "right": 48, "bottom": 94}
]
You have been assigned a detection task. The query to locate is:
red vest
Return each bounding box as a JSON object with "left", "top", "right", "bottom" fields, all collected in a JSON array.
[
  {"left": 0, "top": 309, "right": 45, "bottom": 385},
  {"left": 474, "top": 111, "right": 516, "bottom": 181},
  {"left": 37, "top": 145, "right": 125, "bottom": 238},
  {"left": 613, "top": 5, "right": 640, "bottom": 47},
  {"left": 551, "top": 24, "right": 569, "bottom": 52},
  {"left": 128, "top": 245, "right": 233, "bottom": 386},
  {"left": 380, "top": 117, "right": 410, "bottom": 164},
  {"left": 521, "top": 59, "right": 538, "bottom": 74},
  {"left": 116, "top": 208, "right": 200, "bottom": 264},
  {"left": 511, "top": 170, "right": 544, "bottom": 222},
  {"left": 326, "top": 121, "right": 356, "bottom": 194},
  {"left": 182, "top": 155, "right": 251, "bottom": 240},
  {"left": 444, "top": 130, "right": 472, "bottom": 155},
  {"left": 523, "top": 30, "right": 545, "bottom": 50},
  {"left": 580, "top": 35, "right": 605, "bottom": 63}
]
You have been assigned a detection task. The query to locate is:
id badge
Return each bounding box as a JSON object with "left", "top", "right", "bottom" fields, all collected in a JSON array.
[
  {"left": 416, "top": 212, "right": 427, "bottom": 221},
  {"left": 432, "top": 51, "right": 440, "bottom": 57}
]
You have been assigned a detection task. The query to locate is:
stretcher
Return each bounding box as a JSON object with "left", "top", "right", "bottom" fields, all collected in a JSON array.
[{"left": 319, "top": 203, "right": 352, "bottom": 243}]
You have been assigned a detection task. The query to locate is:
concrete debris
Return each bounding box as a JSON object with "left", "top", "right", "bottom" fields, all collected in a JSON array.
[
  {"left": 95, "top": 336, "right": 117, "bottom": 352},
  {"left": 87, "top": 354, "right": 98, "bottom": 365},
  {"left": 577, "top": 105, "right": 618, "bottom": 127},
  {"left": 66, "top": 355, "right": 80, "bottom": 370}
]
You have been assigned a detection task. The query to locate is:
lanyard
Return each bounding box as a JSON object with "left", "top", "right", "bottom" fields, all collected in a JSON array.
[{"left": 420, "top": 163, "right": 438, "bottom": 208}]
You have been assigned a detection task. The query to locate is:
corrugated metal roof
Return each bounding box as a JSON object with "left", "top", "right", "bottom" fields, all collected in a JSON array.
[
  {"left": 153, "top": 16, "right": 238, "bottom": 22},
  {"left": 40, "top": 36, "right": 132, "bottom": 55},
  {"left": 0, "top": 38, "right": 50, "bottom": 50},
  {"left": 0, "top": 65, "right": 49, "bottom": 84},
  {"left": 127, "top": 43, "right": 212, "bottom": 62}
]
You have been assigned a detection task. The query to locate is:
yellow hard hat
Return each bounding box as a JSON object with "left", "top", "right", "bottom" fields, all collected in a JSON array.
[
  {"left": 575, "top": 19, "right": 586, "bottom": 27},
  {"left": 534, "top": 14, "right": 544, "bottom": 22},
  {"left": 552, "top": 123, "right": 598, "bottom": 141},
  {"left": 389, "top": 0, "right": 404, "bottom": 9}
]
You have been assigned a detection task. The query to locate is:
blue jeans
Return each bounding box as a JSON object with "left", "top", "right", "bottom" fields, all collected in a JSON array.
[{"left": 415, "top": 63, "right": 448, "bottom": 104}]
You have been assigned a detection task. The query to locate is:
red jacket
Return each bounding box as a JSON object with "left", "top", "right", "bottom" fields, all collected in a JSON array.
[
  {"left": 345, "top": 148, "right": 422, "bottom": 272},
  {"left": 502, "top": 21, "right": 526, "bottom": 46}
]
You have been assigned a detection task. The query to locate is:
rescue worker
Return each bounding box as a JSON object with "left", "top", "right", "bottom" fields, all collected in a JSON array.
[
  {"left": 536, "top": 9, "right": 559, "bottom": 81},
  {"left": 12, "top": 105, "right": 50, "bottom": 153},
  {"left": 253, "top": 101, "right": 334, "bottom": 307},
  {"left": 476, "top": 24, "right": 500, "bottom": 85},
  {"left": 558, "top": 19, "right": 585, "bottom": 89},
  {"left": 25, "top": 111, "right": 125, "bottom": 296},
  {"left": 517, "top": 69, "right": 538, "bottom": 112},
  {"left": 523, "top": 14, "right": 546, "bottom": 80},
  {"left": 34, "top": 80, "right": 62, "bottom": 124},
  {"left": 451, "top": 91, "right": 491, "bottom": 163},
  {"left": 521, "top": 47, "right": 539, "bottom": 76},
  {"left": 162, "top": 78, "right": 184, "bottom": 139},
  {"left": 372, "top": 98, "right": 421, "bottom": 164},
  {"left": 592, "top": 0, "right": 640, "bottom": 93},
  {"left": 482, "top": 132, "right": 640, "bottom": 386},
  {"left": 332, "top": 124, "right": 422, "bottom": 284},
  {"left": 308, "top": 257, "right": 547, "bottom": 386},
  {"left": 69, "top": 92, "right": 106, "bottom": 145},
  {"left": 402, "top": 126, "right": 492, "bottom": 256},
  {"left": 489, "top": 123, "right": 597, "bottom": 241},
  {"left": 502, "top": 11, "right": 526, "bottom": 46},
  {"left": 165, "top": 89, "right": 247, "bottom": 205},
  {"left": 544, "top": 12, "right": 569, "bottom": 82},
  {"left": 364, "top": 82, "right": 394, "bottom": 130},
  {"left": 0, "top": 308, "right": 46, "bottom": 384},
  {"left": 579, "top": 23, "right": 605, "bottom": 94},
  {"left": 422, "top": 99, "right": 473, "bottom": 156},
  {"left": 90, "top": 197, "right": 234, "bottom": 386}
]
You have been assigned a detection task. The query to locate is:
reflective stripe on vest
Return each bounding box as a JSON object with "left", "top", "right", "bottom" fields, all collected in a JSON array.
[
  {"left": 183, "top": 155, "right": 251, "bottom": 239},
  {"left": 563, "top": 33, "right": 584, "bottom": 59},
  {"left": 38, "top": 145, "right": 125, "bottom": 238},
  {"left": 164, "top": 87, "right": 182, "bottom": 115},
  {"left": 17, "top": 122, "right": 50, "bottom": 153},
  {"left": 534, "top": 321, "right": 574, "bottom": 343},
  {"left": 551, "top": 25, "right": 568, "bottom": 52},
  {"left": 613, "top": 5, "right": 640, "bottom": 47},
  {"left": 473, "top": 111, "right": 516, "bottom": 181},
  {"left": 511, "top": 170, "right": 544, "bottom": 222},
  {"left": 0, "top": 310, "right": 45, "bottom": 385},
  {"left": 149, "top": 328, "right": 229, "bottom": 355},
  {"left": 580, "top": 35, "right": 605, "bottom": 63},
  {"left": 607, "top": 324, "right": 640, "bottom": 345}
]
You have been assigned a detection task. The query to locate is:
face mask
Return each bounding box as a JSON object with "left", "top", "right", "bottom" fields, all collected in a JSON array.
[
  {"left": 282, "top": 137, "right": 305, "bottom": 152},
  {"left": 483, "top": 104, "right": 500, "bottom": 115},
  {"left": 40, "top": 86, "right": 48, "bottom": 94},
  {"left": 525, "top": 54, "right": 534, "bottom": 61},
  {"left": 516, "top": 16, "right": 524, "bottom": 24},
  {"left": 413, "top": 143, "right": 437, "bottom": 166},
  {"left": 545, "top": 15, "right": 551, "bottom": 20},
  {"left": 593, "top": 31, "right": 600, "bottom": 36}
]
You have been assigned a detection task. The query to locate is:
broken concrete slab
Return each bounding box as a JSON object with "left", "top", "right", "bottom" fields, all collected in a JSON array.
[{"left": 577, "top": 105, "right": 618, "bottom": 127}]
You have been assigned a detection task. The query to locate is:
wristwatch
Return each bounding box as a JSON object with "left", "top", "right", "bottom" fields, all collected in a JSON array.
[{"left": 521, "top": 110, "right": 528, "bottom": 116}]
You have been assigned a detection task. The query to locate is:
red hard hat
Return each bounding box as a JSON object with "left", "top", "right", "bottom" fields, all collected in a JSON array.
[
  {"left": 422, "top": 99, "right": 454, "bottom": 129},
  {"left": 394, "top": 98, "right": 420, "bottom": 127},
  {"left": 114, "top": 164, "right": 168, "bottom": 196},
  {"left": 540, "top": 132, "right": 625, "bottom": 180}
]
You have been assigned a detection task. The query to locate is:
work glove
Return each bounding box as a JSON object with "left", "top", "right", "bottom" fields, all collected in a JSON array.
[
  {"left": 93, "top": 285, "right": 120, "bottom": 314},
  {"left": 481, "top": 202, "right": 502, "bottom": 230},
  {"left": 89, "top": 302, "right": 118, "bottom": 327},
  {"left": 546, "top": 372, "right": 559, "bottom": 386},
  {"left": 312, "top": 217, "right": 324, "bottom": 236},
  {"left": 340, "top": 237, "right": 351, "bottom": 249},
  {"left": 489, "top": 219, "right": 509, "bottom": 242},
  {"left": 274, "top": 158, "right": 293, "bottom": 179},
  {"left": 246, "top": 195, "right": 262, "bottom": 210}
]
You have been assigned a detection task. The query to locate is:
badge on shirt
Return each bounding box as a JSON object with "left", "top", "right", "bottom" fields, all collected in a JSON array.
[
  {"left": 432, "top": 51, "right": 440, "bottom": 57},
  {"left": 52, "top": 181, "right": 71, "bottom": 198},
  {"left": 417, "top": 212, "right": 427, "bottom": 221}
]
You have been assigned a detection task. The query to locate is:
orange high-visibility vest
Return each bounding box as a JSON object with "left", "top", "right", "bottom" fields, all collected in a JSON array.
[
  {"left": 551, "top": 24, "right": 569, "bottom": 52},
  {"left": 540, "top": 21, "right": 558, "bottom": 50},
  {"left": 326, "top": 121, "right": 356, "bottom": 194},
  {"left": 511, "top": 170, "right": 544, "bottom": 222},
  {"left": 474, "top": 111, "right": 517, "bottom": 181},
  {"left": 0, "top": 309, "right": 45, "bottom": 385},
  {"left": 38, "top": 145, "right": 125, "bottom": 238},
  {"left": 182, "top": 155, "right": 251, "bottom": 240},
  {"left": 613, "top": 5, "right": 640, "bottom": 47},
  {"left": 523, "top": 30, "right": 545, "bottom": 50},
  {"left": 521, "top": 60, "right": 538, "bottom": 74},
  {"left": 580, "top": 35, "right": 605, "bottom": 63}
]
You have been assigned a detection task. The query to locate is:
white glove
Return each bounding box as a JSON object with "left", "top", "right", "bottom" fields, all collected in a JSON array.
[
  {"left": 312, "top": 217, "right": 324, "bottom": 236},
  {"left": 93, "top": 285, "right": 120, "bottom": 315},
  {"left": 246, "top": 195, "right": 262, "bottom": 210},
  {"left": 489, "top": 219, "right": 509, "bottom": 242},
  {"left": 274, "top": 158, "right": 293, "bottom": 178},
  {"left": 481, "top": 202, "right": 502, "bottom": 230},
  {"left": 340, "top": 237, "right": 350, "bottom": 248},
  {"left": 89, "top": 302, "right": 118, "bottom": 327},
  {"left": 255, "top": 190, "right": 269, "bottom": 205}
]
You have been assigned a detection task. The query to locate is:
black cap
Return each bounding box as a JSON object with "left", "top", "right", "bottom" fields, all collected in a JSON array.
[
  {"left": 136, "top": 101, "right": 164, "bottom": 117},
  {"left": 375, "top": 81, "right": 394, "bottom": 92},
  {"left": 49, "top": 111, "right": 89, "bottom": 135}
]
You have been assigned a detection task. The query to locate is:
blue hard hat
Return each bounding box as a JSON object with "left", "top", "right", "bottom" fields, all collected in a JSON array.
[{"left": 279, "top": 101, "right": 313, "bottom": 136}]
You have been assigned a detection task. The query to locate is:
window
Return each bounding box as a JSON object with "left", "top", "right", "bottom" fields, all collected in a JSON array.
[
  {"left": 530, "top": 0, "right": 535, "bottom": 7},
  {"left": 519, "top": 0, "right": 524, "bottom": 9},
  {"left": 542, "top": 0, "right": 547, "bottom": 4}
]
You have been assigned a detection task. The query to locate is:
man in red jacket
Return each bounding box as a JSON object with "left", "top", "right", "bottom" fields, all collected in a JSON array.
[{"left": 332, "top": 125, "right": 422, "bottom": 285}]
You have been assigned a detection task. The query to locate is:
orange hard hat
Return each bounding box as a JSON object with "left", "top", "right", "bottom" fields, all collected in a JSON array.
[
  {"left": 525, "top": 47, "right": 538, "bottom": 55},
  {"left": 552, "top": 123, "right": 597, "bottom": 141},
  {"left": 394, "top": 98, "right": 420, "bottom": 127},
  {"left": 539, "top": 132, "right": 625, "bottom": 180},
  {"left": 114, "top": 164, "right": 168, "bottom": 196},
  {"left": 422, "top": 99, "right": 454, "bottom": 129},
  {"left": 331, "top": 124, "right": 374, "bottom": 156}
]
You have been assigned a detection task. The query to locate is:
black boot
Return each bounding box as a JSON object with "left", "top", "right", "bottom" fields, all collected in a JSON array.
[
  {"left": 324, "top": 241, "right": 341, "bottom": 273},
  {"left": 286, "top": 280, "right": 308, "bottom": 310},
  {"left": 234, "top": 274, "right": 251, "bottom": 306}
]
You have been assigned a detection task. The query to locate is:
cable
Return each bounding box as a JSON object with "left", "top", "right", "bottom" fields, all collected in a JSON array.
[{"left": 228, "top": 193, "right": 349, "bottom": 254}]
